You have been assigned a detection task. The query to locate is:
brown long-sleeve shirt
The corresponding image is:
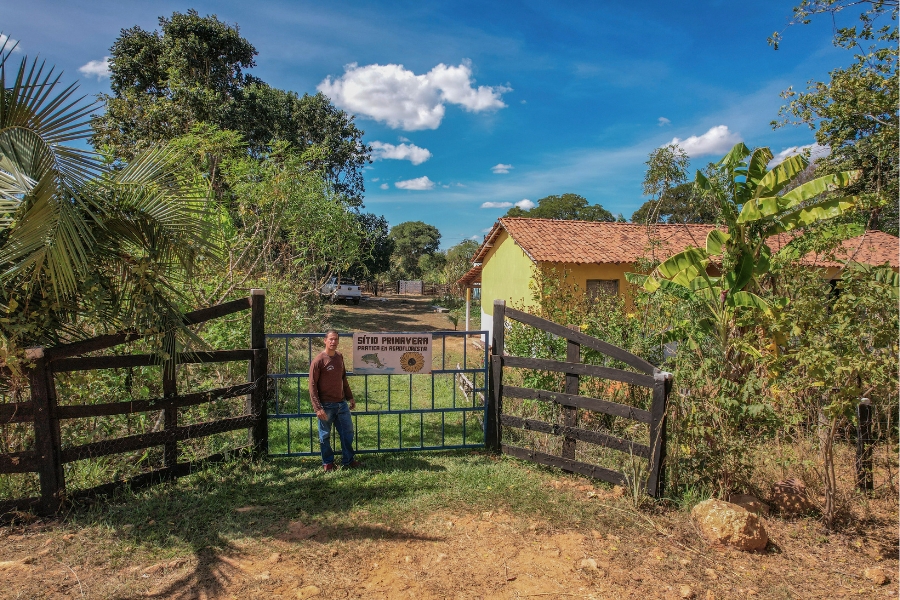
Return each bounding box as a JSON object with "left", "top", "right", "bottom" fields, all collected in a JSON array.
[{"left": 309, "top": 351, "right": 353, "bottom": 411}]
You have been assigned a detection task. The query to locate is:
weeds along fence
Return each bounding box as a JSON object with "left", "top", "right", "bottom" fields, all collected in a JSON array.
[
  {"left": 488, "top": 300, "right": 672, "bottom": 498},
  {"left": 0, "top": 291, "right": 268, "bottom": 516}
]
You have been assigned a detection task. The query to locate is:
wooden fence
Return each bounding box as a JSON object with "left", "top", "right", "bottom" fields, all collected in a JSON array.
[
  {"left": 486, "top": 300, "right": 672, "bottom": 497},
  {"left": 0, "top": 291, "right": 268, "bottom": 515}
]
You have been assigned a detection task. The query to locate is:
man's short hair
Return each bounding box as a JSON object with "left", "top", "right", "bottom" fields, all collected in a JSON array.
[{"left": 325, "top": 329, "right": 340, "bottom": 339}]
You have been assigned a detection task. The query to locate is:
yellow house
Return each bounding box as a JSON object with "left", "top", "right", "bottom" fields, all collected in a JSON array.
[{"left": 457, "top": 217, "right": 899, "bottom": 336}]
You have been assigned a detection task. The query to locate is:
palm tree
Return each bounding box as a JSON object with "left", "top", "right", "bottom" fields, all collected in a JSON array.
[{"left": 0, "top": 42, "right": 219, "bottom": 385}]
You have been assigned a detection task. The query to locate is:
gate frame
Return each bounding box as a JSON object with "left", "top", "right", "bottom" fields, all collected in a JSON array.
[{"left": 487, "top": 299, "right": 672, "bottom": 498}]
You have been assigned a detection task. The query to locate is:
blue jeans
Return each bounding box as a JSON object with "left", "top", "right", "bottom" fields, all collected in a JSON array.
[{"left": 318, "top": 401, "right": 355, "bottom": 466}]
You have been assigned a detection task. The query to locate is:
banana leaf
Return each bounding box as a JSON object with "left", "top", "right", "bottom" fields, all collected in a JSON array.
[
  {"left": 706, "top": 229, "right": 730, "bottom": 255},
  {"left": 764, "top": 197, "right": 858, "bottom": 235}
]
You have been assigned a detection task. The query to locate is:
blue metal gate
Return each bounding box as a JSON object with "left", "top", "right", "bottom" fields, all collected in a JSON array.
[{"left": 266, "top": 331, "right": 489, "bottom": 457}]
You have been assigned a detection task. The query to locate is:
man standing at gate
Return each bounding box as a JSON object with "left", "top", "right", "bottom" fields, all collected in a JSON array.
[{"left": 309, "top": 330, "right": 361, "bottom": 471}]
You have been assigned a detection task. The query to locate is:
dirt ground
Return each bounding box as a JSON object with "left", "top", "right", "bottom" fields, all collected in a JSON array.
[
  {"left": 325, "top": 293, "right": 465, "bottom": 333},
  {"left": 0, "top": 295, "right": 896, "bottom": 599},
  {"left": 0, "top": 477, "right": 896, "bottom": 600}
]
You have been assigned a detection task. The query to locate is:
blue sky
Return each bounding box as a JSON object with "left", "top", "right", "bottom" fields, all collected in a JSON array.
[{"left": 2, "top": 1, "right": 849, "bottom": 249}]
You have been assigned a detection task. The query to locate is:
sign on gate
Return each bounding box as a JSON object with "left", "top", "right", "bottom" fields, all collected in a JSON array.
[{"left": 352, "top": 332, "right": 433, "bottom": 374}]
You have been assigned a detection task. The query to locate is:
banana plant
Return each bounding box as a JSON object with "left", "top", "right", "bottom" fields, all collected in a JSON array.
[{"left": 627, "top": 142, "right": 860, "bottom": 357}]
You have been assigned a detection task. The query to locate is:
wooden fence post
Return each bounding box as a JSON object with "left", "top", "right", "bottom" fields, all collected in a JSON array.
[
  {"left": 249, "top": 289, "right": 268, "bottom": 457},
  {"left": 646, "top": 371, "right": 671, "bottom": 498},
  {"left": 29, "top": 348, "right": 65, "bottom": 514},
  {"left": 486, "top": 300, "right": 505, "bottom": 452},
  {"left": 856, "top": 398, "right": 874, "bottom": 492},
  {"left": 162, "top": 332, "right": 178, "bottom": 469},
  {"left": 562, "top": 327, "right": 580, "bottom": 460}
]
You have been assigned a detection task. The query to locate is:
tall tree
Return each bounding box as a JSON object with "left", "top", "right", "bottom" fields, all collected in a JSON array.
[
  {"left": 771, "top": 0, "right": 898, "bottom": 234},
  {"left": 631, "top": 182, "right": 719, "bottom": 223},
  {"left": 346, "top": 213, "right": 394, "bottom": 285},
  {"left": 92, "top": 10, "right": 370, "bottom": 203},
  {"left": 389, "top": 221, "right": 441, "bottom": 278},
  {"left": 504, "top": 193, "right": 614, "bottom": 221}
]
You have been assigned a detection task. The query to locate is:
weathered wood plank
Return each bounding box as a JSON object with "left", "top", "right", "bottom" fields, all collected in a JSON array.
[
  {"left": 503, "top": 306, "right": 655, "bottom": 374},
  {"left": 500, "top": 415, "right": 650, "bottom": 458},
  {"left": 60, "top": 414, "right": 256, "bottom": 463},
  {"left": 0, "top": 451, "right": 40, "bottom": 474},
  {"left": 502, "top": 385, "right": 652, "bottom": 424},
  {"left": 52, "top": 349, "right": 255, "bottom": 373},
  {"left": 501, "top": 356, "right": 654, "bottom": 388},
  {"left": 249, "top": 291, "right": 268, "bottom": 457},
  {"left": 0, "top": 402, "right": 34, "bottom": 424},
  {"left": 502, "top": 444, "right": 626, "bottom": 486},
  {"left": 646, "top": 373, "right": 671, "bottom": 498},
  {"left": 562, "top": 333, "right": 579, "bottom": 460},
  {"left": 56, "top": 383, "right": 255, "bottom": 419},
  {"left": 42, "top": 299, "right": 251, "bottom": 361},
  {"left": 30, "top": 355, "right": 65, "bottom": 514}
]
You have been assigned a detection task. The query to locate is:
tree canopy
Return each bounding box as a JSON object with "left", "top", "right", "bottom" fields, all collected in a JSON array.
[
  {"left": 389, "top": 221, "right": 441, "bottom": 278},
  {"left": 631, "top": 183, "right": 719, "bottom": 224},
  {"left": 771, "top": 0, "right": 898, "bottom": 234},
  {"left": 91, "top": 9, "right": 370, "bottom": 203},
  {"left": 504, "top": 193, "right": 614, "bottom": 221}
]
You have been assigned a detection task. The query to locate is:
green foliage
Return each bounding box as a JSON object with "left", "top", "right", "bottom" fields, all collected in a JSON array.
[
  {"left": 91, "top": 9, "right": 370, "bottom": 203},
  {"left": 389, "top": 221, "right": 441, "bottom": 279},
  {"left": 347, "top": 213, "right": 393, "bottom": 283},
  {"left": 772, "top": 0, "right": 898, "bottom": 234},
  {"left": 0, "top": 51, "right": 218, "bottom": 388},
  {"left": 630, "top": 183, "right": 719, "bottom": 224},
  {"left": 504, "top": 193, "right": 614, "bottom": 221}
]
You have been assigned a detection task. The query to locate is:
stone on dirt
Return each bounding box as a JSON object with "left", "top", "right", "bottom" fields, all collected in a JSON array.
[
  {"left": 296, "top": 585, "right": 321, "bottom": 598},
  {"left": 691, "top": 499, "right": 768, "bottom": 551},
  {"left": 864, "top": 567, "right": 889, "bottom": 585},
  {"left": 726, "top": 493, "right": 770, "bottom": 517},
  {"left": 580, "top": 558, "right": 598, "bottom": 570},
  {"left": 770, "top": 478, "right": 815, "bottom": 516},
  {"left": 680, "top": 584, "right": 695, "bottom": 599}
]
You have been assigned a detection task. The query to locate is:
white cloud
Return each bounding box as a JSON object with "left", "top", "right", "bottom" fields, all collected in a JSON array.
[
  {"left": 515, "top": 199, "right": 535, "bottom": 210},
  {"left": 78, "top": 57, "right": 111, "bottom": 80},
  {"left": 395, "top": 176, "right": 435, "bottom": 190},
  {"left": 482, "top": 228, "right": 493, "bottom": 233},
  {"left": 0, "top": 34, "right": 21, "bottom": 53},
  {"left": 670, "top": 125, "right": 742, "bottom": 157},
  {"left": 469, "top": 235, "right": 479, "bottom": 240},
  {"left": 491, "top": 163, "right": 513, "bottom": 174},
  {"left": 370, "top": 141, "right": 433, "bottom": 165},
  {"left": 318, "top": 61, "right": 509, "bottom": 130},
  {"left": 769, "top": 143, "right": 829, "bottom": 167},
  {"left": 380, "top": 183, "right": 389, "bottom": 190},
  {"left": 398, "top": 136, "right": 410, "bottom": 143},
  {"left": 480, "top": 201, "right": 513, "bottom": 209},
  {"left": 658, "top": 117, "right": 671, "bottom": 126}
]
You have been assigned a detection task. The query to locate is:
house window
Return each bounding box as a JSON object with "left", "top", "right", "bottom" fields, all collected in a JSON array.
[{"left": 586, "top": 279, "right": 619, "bottom": 300}]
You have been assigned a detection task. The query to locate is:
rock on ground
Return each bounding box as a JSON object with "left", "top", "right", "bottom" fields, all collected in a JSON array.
[
  {"left": 770, "top": 478, "right": 815, "bottom": 516},
  {"left": 726, "top": 493, "right": 770, "bottom": 517},
  {"left": 691, "top": 499, "right": 768, "bottom": 552}
]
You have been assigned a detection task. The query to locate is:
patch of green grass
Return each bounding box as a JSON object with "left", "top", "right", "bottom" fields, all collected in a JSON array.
[{"left": 69, "top": 450, "right": 623, "bottom": 560}]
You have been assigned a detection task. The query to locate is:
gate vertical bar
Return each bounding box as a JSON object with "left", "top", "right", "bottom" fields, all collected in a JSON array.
[
  {"left": 856, "top": 398, "right": 874, "bottom": 492},
  {"left": 249, "top": 289, "right": 268, "bottom": 457},
  {"left": 486, "top": 300, "right": 505, "bottom": 452},
  {"left": 30, "top": 348, "right": 65, "bottom": 514},
  {"left": 562, "top": 327, "right": 580, "bottom": 460},
  {"left": 646, "top": 371, "right": 671, "bottom": 498},
  {"left": 162, "top": 332, "right": 178, "bottom": 469}
]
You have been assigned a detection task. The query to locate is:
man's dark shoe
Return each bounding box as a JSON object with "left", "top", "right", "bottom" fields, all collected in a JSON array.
[
  {"left": 323, "top": 463, "right": 337, "bottom": 473},
  {"left": 343, "top": 460, "right": 362, "bottom": 469}
]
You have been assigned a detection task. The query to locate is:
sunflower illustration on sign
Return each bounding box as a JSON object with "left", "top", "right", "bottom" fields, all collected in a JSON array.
[{"left": 400, "top": 351, "right": 426, "bottom": 373}]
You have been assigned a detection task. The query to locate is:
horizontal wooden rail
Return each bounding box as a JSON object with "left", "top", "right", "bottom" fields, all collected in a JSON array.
[
  {"left": 43, "top": 298, "right": 251, "bottom": 361},
  {"left": 504, "top": 306, "right": 655, "bottom": 374},
  {"left": 60, "top": 414, "right": 256, "bottom": 463},
  {"left": 500, "top": 355, "right": 655, "bottom": 388},
  {"left": 52, "top": 349, "right": 255, "bottom": 373},
  {"left": 502, "top": 385, "right": 652, "bottom": 424},
  {"left": 0, "top": 401, "right": 34, "bottom": 424},
  {"left": 500, "top": 415, "right": 650, "bottom": 458},
  {"left": 502, "top": 444, "right": 626, "bottom": 486},
  {"left": 56, "top": 382, "right": 256, "bottom": 419},
  {"left": 0, "top": 450, "right": 40, "bottom": 474}
]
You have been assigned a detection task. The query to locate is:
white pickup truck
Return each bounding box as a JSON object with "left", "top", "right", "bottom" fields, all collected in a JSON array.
[{"left": 320, "top": 277, "right": 361, "bottom": 304}]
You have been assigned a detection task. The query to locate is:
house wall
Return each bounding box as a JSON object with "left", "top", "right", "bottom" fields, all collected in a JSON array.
[
  {"left": 480, "top": 230, "right": 537, "bottom": 332},
  {"left": 540, "top": 262, "right": 637, "bottom": 309}
]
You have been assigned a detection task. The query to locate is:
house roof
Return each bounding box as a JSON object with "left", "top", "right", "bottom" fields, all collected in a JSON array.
[
  {"left": 768, "top": 230, "right": 899, "bottom": 269},
  {"left": 473, "top": 218, "right": 716, "bottom": 264},
  {"left": 473, "top": 218, "right": 899, "bottom": 269},
  {"left": 456, "top": 264, "right": 482, "bottom": 287}
]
